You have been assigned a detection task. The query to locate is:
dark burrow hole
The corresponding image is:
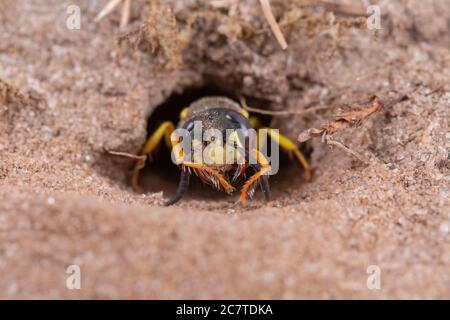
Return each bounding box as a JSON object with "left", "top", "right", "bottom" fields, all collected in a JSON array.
[{"left": 139, "top": 84, "right": 312, "bottom": 203}]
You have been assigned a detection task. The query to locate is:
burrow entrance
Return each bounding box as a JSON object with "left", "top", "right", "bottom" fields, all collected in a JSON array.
[{"left": 138, "top": 84, "right": 312, "bottom": 203}]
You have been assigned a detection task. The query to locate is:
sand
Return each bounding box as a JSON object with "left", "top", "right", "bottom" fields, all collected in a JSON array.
[{"left": 0, "top": 0, "right": 449, "bottom": 299}]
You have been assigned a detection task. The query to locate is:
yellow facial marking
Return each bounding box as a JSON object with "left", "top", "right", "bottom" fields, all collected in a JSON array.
[
  {"left": 204, "top": 144, "right": 226, "bottom": 165},
  {"left": 228, "top": 131, "right": 244, "bottom": 149}
]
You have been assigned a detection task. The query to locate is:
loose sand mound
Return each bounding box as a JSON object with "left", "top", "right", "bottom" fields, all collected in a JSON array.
[{"left": 0, "top": 0, "right": 449, "bottom": 298}]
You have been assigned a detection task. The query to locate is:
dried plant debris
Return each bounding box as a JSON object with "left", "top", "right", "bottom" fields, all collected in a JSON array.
[
  {"left": 0, "top": 78, "right": 46, "bottom": 109},
  {"left": 118, "top": 4, "right": 185, "bottom": 70},
  {"left": 259, "top": 0, "right": 288, "bottom": 50},
  {"left": 0, "top": 78, "right": 49, "bottom": 135},
  {"left": 211, "top": 0, "right": 288, "bottom": 49},
  {"left": 299, "top": 95, "right": 383, "bottom": 139},
  {"left": 298, "top": 96, "right": 383, "bottom": 162},
  {"left": 115, "top": 0, "right": 366, "bottom": 71},
  {"left": 95, "top": 0, "right": 132, "bottom": 32},
  {"left": 0, "top": 77, "right": 21, "bottom": 106}
]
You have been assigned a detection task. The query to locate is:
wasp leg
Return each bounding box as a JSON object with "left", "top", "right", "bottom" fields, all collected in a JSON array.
[
  {"left": 239, "top": 149, "right": 271, "bottom": 203},
  {"left": 131, "top": 121, "right": 175, "bottom": 192},
  {"left": 181, "top": 161, "right": 235, "bottom": 194},
  {"left": 164, "top": 170, "right": 190, "bottom": 206},
  {"left": 248, "top": 115, "right": 263, "bottom": 130},
  {"left": 258, "top": 127, "right": 313, "bottom": 182},
  {"left": 259, "top": 173, "right": 271, "bottom": 201}
]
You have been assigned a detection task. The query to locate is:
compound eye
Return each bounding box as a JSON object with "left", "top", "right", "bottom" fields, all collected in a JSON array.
[
  {"left": 225, "top": 110, "right": 250, "bottom": 131},
  {"left": 184, "top": 119, "right": 195, "bottom": 132}
]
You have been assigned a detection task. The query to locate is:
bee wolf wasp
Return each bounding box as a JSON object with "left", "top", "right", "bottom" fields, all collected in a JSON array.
[{"left": 131, "top": 96, "right": 312, "bottom": 205}]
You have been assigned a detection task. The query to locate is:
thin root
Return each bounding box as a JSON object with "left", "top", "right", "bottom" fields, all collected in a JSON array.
[{"left": 239, "top": 95, "right": 332, "bottom": 116}]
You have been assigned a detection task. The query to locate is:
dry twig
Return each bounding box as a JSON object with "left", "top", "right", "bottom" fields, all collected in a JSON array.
[
  {"left": 95, "top": 0, "right": 131, "bottom": 31},
  {"left": 259, "top": 0, "right": 288, "bottom": 50}
]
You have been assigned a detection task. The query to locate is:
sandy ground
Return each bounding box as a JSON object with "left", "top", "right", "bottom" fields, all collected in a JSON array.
[{"left": 0, "top": 0, "right": 449, "bottom": 299}]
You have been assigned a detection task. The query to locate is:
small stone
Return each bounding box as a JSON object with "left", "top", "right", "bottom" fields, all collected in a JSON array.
[
  {"left": 420, "top": 153, "right": 430, "bottom": 162},
  {"left": 243, "top": 76, "right": 254, "bottom": 87},
  {"left": 440, "top": 221, "right": 450, "bottom": 234},
  {"left": 47, "top": 196, "right": 55, "bottom": 205}
]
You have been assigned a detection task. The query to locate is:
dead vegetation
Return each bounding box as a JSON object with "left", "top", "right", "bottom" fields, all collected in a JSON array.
[
  {"left": 118, "top": 3, "right": 185, "bottom": 70},
  {"left": 297, "top": 95, "right": 383, "bottom": 162},
  {"left": 115, "top": 0, "right": 367, "bottom": 71},
  {"left": 0, "top": 77, "right": 45, "bottom": 108},
  {"left": 298, "top": 95, "right": 383, "bottom": 143}
]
